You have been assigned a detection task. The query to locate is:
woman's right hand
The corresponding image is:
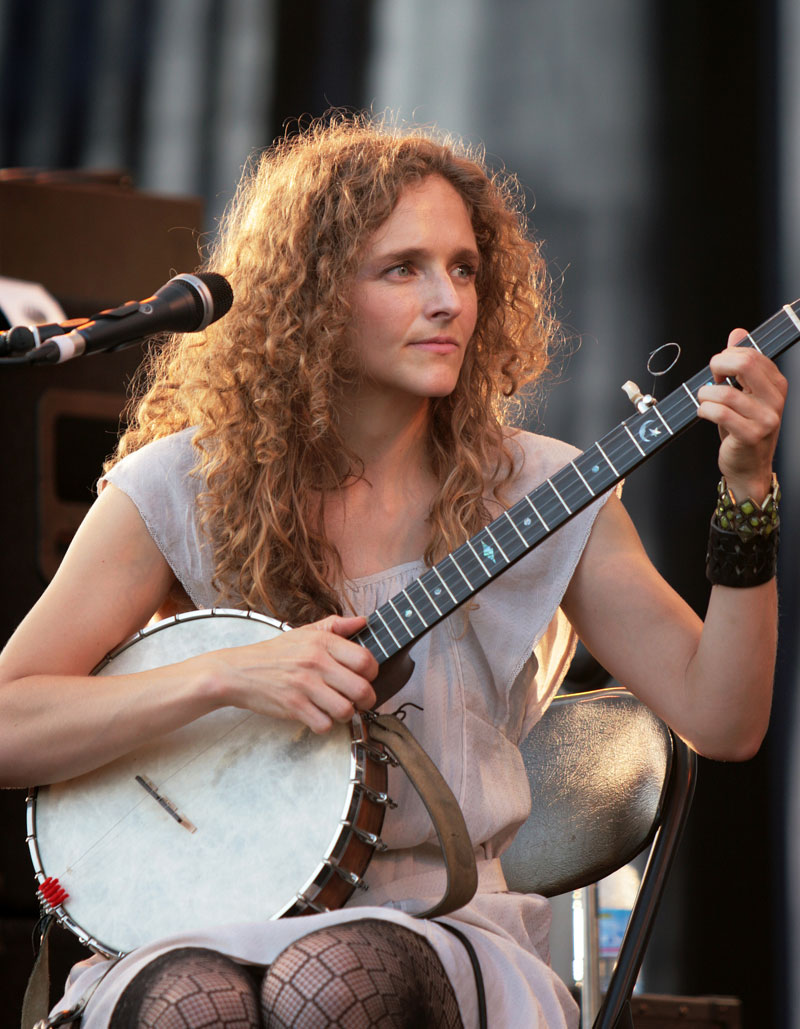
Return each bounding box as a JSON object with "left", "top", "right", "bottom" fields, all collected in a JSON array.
[{"left": 204, "top": 614, "right": 379, "bottom": 733}]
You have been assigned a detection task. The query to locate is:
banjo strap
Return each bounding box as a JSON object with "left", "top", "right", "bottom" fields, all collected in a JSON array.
[
  {"left": 21, "top": 916, "right": 120, "bottom": 1029},
  {"left": 21, "top": 914, "right": 52, "bottom": 1029},
  {"left": 366, "top": 712, "right": 478, "bottom": 919}
]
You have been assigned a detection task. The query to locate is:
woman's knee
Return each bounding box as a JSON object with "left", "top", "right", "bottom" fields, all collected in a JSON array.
[
  {"left": 260, "top": 921, "right": 462, "bottom": 1028},
  {"left": 110, "top": 946, "right": 261, "bottom": 1028}
]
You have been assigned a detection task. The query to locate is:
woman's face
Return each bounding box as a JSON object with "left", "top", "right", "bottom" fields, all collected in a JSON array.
[{"left": 346, "top": 175, "right": 479, "bottom": 406}]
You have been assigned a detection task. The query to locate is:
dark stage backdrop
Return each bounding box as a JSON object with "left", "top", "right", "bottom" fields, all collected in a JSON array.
[{"left": 0, "top": 1, "right": 792, "bottom": 1025}]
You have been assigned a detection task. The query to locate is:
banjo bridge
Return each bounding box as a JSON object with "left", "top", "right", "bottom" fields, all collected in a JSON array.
[{"left": 135, "top": 774, "right": 197, "bottom": 833}]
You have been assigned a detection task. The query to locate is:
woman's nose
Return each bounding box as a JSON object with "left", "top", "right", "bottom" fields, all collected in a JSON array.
[{"left": 423, "top": 269, "right": 462, "bottom": 320}]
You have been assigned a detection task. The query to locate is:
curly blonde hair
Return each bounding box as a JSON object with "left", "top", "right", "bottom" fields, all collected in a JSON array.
[{"left": 109, "top": 114, "right": 559, "bottom": 624}]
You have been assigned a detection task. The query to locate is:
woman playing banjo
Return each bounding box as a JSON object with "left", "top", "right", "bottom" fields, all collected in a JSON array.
[{"left": 0, "top": 115, "right": 786, "bottom": 1027}]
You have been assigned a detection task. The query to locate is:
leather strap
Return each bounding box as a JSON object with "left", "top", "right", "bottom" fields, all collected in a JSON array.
[
  {"left": 21, "top": 916, "right": 116, "bottom": 1029},
  {"left": 21, "top": 916, "right": 52, "bottom": 1029},
  {"left": 435, "top": 921, "right": 488, "bottom": 1029},
  {"left": 366, "top": 712, "right": 478, "bottom": 918}
]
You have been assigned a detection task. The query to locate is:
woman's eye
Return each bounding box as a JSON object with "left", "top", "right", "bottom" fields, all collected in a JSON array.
[
  {"left": 388, "top": 263, "right": 412, "bottom": 278},
  {"left": 453, "top": 263, "right": 477, "bottom": 280}
]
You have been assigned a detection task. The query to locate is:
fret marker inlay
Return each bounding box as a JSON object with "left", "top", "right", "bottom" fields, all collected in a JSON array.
[
  {"left": 467, "top": 540, "right": 490, "bottom": 575},
  {"left": 402, "top": 589, "right": 427, "bottom": 626},
  {"left": 524, "top": 495, "right": 549, "bottom": 531},
  {"left": 418, "top": 580, "right": 443, "bottom": 615},
  {"left": 484, "top": 527, "right": 508, "bottom": 562},
  {"left": 432, "top": 568, "right": 457, "bottom": 604}
]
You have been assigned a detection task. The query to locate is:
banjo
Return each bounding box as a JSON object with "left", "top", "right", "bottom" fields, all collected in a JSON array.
[
  {"left": 27, "top": 299, "right": 800, "bottom": 957},
  {"left": 27, "top": 609, "right": 392, "bottom": 958}
]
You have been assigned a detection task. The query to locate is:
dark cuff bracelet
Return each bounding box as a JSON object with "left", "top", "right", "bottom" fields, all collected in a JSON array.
[{"left": 705, "top": 519, "right": 779, "bottom": 588}]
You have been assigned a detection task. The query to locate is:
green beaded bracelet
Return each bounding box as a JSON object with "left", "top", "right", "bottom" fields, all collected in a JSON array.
[{"left": 714, "top": 474, "right": 780, "bottom": 541}]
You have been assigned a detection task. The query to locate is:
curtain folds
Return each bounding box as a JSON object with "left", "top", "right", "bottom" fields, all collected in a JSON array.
[
  {"left": 367, "top": 0, "right": 661, "bottom": 547},
  {"left": 0, "top": 0, "right": 275, "bottom": 226}
]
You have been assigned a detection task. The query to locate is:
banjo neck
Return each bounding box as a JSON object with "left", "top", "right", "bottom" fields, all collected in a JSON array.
[{"left": 353, "top": 299, "right": 800, "bottom": 669}]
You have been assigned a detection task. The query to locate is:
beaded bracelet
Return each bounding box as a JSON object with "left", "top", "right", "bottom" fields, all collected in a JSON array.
[
  {"left": 714, "top": 474, "right": 780, "bottom": 540},
  {"left": 705, "top": 474, "right": 780, "bottom": 587}
]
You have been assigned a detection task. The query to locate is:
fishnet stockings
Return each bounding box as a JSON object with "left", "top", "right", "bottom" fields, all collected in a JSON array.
[
  {"left": 260, "top": 919, "right": 463, "bottom": 1028},
  {"left": 109, "top": 947, "right": 260, "bottom": 1029},
  {"left": 108, "top": 921, "right": 463, "bottom": 1028}
]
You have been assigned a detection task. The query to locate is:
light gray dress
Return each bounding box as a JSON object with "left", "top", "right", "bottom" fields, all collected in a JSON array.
[{"left": 52, "top": 427, "right": 615, "bottom": 1028}]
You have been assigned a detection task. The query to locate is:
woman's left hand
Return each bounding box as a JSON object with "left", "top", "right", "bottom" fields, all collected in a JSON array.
[{"left": 696, "top": 328, "right": 787, "bottom": 502}]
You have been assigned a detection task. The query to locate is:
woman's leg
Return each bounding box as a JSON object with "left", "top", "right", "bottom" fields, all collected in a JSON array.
[
  {"left": 260, "top": 919, "right": 463, "bottom": 1028},
  {"left": 109, "top": 946, "right": 261, "bottom": 1029}
]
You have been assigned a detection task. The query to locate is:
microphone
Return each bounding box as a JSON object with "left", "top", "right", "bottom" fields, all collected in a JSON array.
[{"left": 24, "top": 273, "right": 234, "bottom": 365}]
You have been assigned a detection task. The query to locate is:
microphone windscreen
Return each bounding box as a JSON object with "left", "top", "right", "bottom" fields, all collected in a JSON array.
[{"left": 196, "top": 273, "right": 234, "bottom": 321}]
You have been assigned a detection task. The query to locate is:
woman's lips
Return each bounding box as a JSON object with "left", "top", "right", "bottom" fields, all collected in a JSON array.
[{"left": 408, "top": 337, "right": 459, "bottom": 353}]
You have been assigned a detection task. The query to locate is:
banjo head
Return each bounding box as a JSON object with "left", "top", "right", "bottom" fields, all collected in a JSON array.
[{"left": 27, "top": 609, "right": 388, "bottom": 956}]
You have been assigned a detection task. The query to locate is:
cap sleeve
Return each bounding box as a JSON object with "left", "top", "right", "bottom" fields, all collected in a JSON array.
[{"left": 99, "top": 429, "right": 218, "bottom": 609}]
